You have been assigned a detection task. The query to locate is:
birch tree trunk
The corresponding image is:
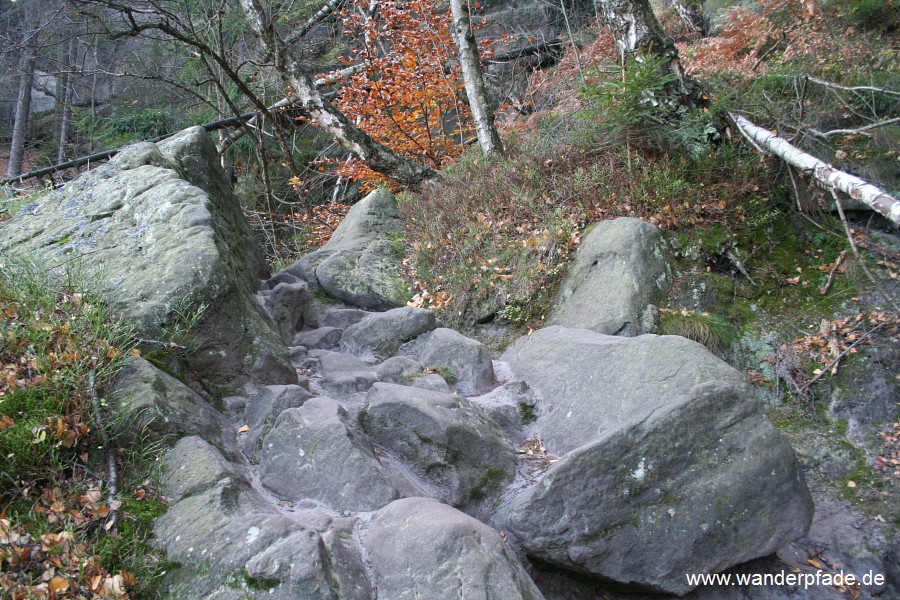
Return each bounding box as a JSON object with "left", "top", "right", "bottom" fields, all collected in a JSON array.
[
  {"left": 450, "top": 0, "right": 503, "bottom": 157},
  {"left": 239, "top": 0, "right": 438, "bottom": 189},
  {"left": 7, "top": 45, "right": 37, "bottom": 179},
  {"left": 731, "top": 113, "right": 900, "bottom": 225},
  {"left": 594, "top": 0, "right": 704, "bottom": 110}
]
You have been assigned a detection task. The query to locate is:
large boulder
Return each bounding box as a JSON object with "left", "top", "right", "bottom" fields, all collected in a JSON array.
[
  {"left": 496, "top": 326, "right": 813, "bottom": 595},
  {"left": 551, "top": 217, "right": 670, "bottom": 336},
  {"left": 283, "top": 190, "right": 409, "bottom": 309},
  {"left": 156, "top": 436, "right": 370, "bottom": 599},
  {"left": 366, "top": 497, "right": 545, "bottom": 600},
  {"left": 0, "top": 127, "right": 294, "bottom": 392},
  {"left": 110, "top": 357, "right": 238, "bottom": 458},
  {"left": 239, "top": 384, "right": 314, "bottom": 459},
  {"left": 363, "top": 383, "right": 515, "bottom": 506},
  {"left": 415, "top": 328, "right": 495, "bottom": 395},
  {"left": 258, "top": 397, "right": 407, "bottom": 511},
  {"left": 340, "top": 307, "right": 437, "bottom": 363}
]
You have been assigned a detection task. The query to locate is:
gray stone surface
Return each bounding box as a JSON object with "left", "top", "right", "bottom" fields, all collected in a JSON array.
[
  {"left": 551, "top": 217, "right": 670, "bottom": 336},
  {"left": 409, "top": 373, "right": 452, "bottom": 393},
  {"left": 294, "top": 326, "right": 342, "bottom": 350},
  {"left": 284, "top": 190, "right": 409, "bottom": 309},
  {"left": 259, "top": 397, "right": 404, "bottom": 510},
  {"left": 366, "top": 497, "right": 544, "bottom": 600},
  {"left": 340, "top": 306, "right": 437, "bottom": 363},
  {"left": 156, "top": 436, "right": 366, "bottom": 599},
  {"left": 497, "top": 326, "right": 814, "bottom": 595},
  {"left": 322, "top": 307, "right": 371, "bottom": 329},
  {"left": 0, "top": 127, "right": 294, "bottom": 392},
  {"left": 110, "top": 357, "right": 238, "bottom": 458},
  {"left": 240, "top": 384, "right": 314, "bottom": 458},
  {"left": 374, "top": 356, "right": 423, "bottom": 384},
  {"left": 259, "top": 280, "right": 310, "bottom": 344},
  {"left": 416, "top": 327, "right": 495, "bottom": 395},
  {"left": 363, "top": 383, "right": 515, "bottom": 506},
  {"left": 472, "top": 380, "right": 538, "bottom": 445},
  {"left": 319, "top": 352, "right": 379, "bottom": 397}
]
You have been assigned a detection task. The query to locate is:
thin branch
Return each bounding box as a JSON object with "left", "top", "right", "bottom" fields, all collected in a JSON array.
[
  {"left": 285, "top": 0, "right": 348, "bottom": 46},
  {"left": 819, "top": 250, "right": 846, "bottom": 295},
  {"left": 806, "top": 75, "right": 900, "bottom": 98},
  {"left": 831, "top": 189, "right": 900, "bottom": 313},
  {"left": 799, "top": 321, "right": 887, "bottom": 394},
  {"left": 809, "top": 117, "right": 900, "bottom": 139}
]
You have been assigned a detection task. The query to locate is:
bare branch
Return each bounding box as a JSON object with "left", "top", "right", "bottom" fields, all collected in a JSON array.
[
  {"left": 809, "top": 117, "right": 900, "bottom": 139},
  {"left": 806, "top": 76, "right": 900, "bottom": 98},
  {"left": 285, "top": 0, "right": 348, "bottom": 46}
]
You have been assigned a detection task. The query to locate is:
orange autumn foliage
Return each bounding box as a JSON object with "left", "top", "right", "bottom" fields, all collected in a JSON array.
[{"left": 326, "top": 0, "right": 472, "bottom": 191}]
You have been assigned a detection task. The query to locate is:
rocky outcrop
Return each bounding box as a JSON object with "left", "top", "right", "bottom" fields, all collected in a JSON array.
[
  {"left": 258, "top": 397, "right": 408, "bottom": 511},
  {"left": 110, "top": 357, "right": 239, "bottom": 458},
  {"left": 415, "top": 328, "right": 495, "bottom": 395},
  {"left": 282, "top": 189, "right": 409, "bottom": 310},
  {"left": 362, "top": 383, "right": 515, "bottom": 506},
  {"left": 340, "top": 306, "right": 437, "bottom": 363},
  {"left": 156, "top": 436, "right": 370, "bottom": 599},
  {"left": 496, "top": 326, "right": 814, "bottom": 595},
  {"left": 365, "top": 497, "right": 544, "bottom": 600},
  {"left": 552, "top": 217, "right": 670, "bottom": 336},
  {"left": 0, "top": 127, "right": 294, "bottom": 392}
]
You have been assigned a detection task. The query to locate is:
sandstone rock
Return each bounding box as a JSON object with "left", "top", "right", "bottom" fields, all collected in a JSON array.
[
  {"left": 374, "top": 356, "right": 423, "bottom": 384},
  {"left": 322, "top": 307, "right": 371, "bottom": 329},
  {"left": 156, "top": 436, "right": 368, "bottom": 599},
  {"left": 366, "top": 497, "right": 544, "bottom": 600},
  {"left": 0, "top": 127, "right": 294, "bottom": 392},
  {"left": 363, "top": 383, "right": 514, "bottom": 506},
  {"left": 294, "top": 326, "right": 342, "bottom": 350},
  {"left": 259, "top": 280, "right": 310, "bottom": 344},
  {"left": 497, "top": 326, "right": 813, "bottom": 595},
  {"left": 241, "top": 384, "right": 314, "bottom": 458},
  {"left": 416, "top": 327, "right": 495, "bottom": 395},
  {"left": 284, "top": 190, "right": 409, "bottom": 309},
  {"left": 259, "top": 397, "right": 404, "bottom": 510},
  {"left": 318, "top": 352, "right": 379, "bottom": 397},
  {"left": 409, "top": 373, "right": 452, "bottom": 393},
  {"left": 552, "top": 217, "right": 670, "bottom": 336},
  {"left": 340, "top": 307, "right": 437, "bottom": 363},
  {"left": 110, "top": 357, "right": 238, "bottom": 458},
  {"left": 472, "top": 380, "right": 538, "bottom": 445}
]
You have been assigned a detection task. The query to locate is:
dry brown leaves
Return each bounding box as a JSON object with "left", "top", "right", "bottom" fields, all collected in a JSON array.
[
  {"left": 793, "top": 311, "right": 898, "bottom": 373},
  {"left": 875, "top": 422, "right": 900, "bottom": 479}
]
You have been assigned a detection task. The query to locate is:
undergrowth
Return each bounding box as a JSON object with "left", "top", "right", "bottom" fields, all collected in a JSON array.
[
  {"left": 0, "top": 255, "right": 167, "bottom": 599},
  {"left": 401, "top": 132, "right": 772, "bottom": 329}
]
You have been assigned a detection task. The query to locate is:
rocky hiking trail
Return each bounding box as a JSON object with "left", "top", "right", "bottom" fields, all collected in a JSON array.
[{"left": 1, "top": 128, "right": 896, "bottom": 599}]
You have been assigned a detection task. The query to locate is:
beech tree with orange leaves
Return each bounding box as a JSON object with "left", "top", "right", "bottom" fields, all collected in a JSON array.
[{"left": 327, "top": 0, "right": 474, "bottom": 189}]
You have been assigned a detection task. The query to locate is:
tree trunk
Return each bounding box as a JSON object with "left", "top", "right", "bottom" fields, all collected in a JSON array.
[
  {"left": 450, "top": 0, "right": 503, "bottom": 157},
  {"left": 594, "top": 0, "right": 704, "bottom": 110},
  {"left": 731, "top": 113, "right": 900, "bottom": 225},
  {"left": 239, "top": 0, "right": 438, "bottom": 189},
  {"left": 57, "top": 37, "right": 77, "bottom": 165},
  {"left": 7, "top": 46, "right": 37, "bottom": 179},
  {"left": 671, "top": 0, "right": 706, "bottom": 36}
]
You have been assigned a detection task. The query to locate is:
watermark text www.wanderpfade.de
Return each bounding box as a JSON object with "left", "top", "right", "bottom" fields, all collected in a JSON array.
[{"left": 686, "top": 569, "right": 885, "bottom": 589}]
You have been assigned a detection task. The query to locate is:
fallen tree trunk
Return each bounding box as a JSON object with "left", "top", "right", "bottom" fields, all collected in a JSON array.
[
  {"left": 730, "top": 113, "right": 900, "bottom": 225},
  {"left": 1, "top": 112, "right": 259, "bottom": 187}
]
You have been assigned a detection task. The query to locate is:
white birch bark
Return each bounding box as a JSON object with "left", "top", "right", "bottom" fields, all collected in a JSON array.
[
  {"left": 450, "top": 0, "right": 503, "bottom": 156},
  {"left": 731, "top": 113, "right": 900, "bottom": 225}
]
